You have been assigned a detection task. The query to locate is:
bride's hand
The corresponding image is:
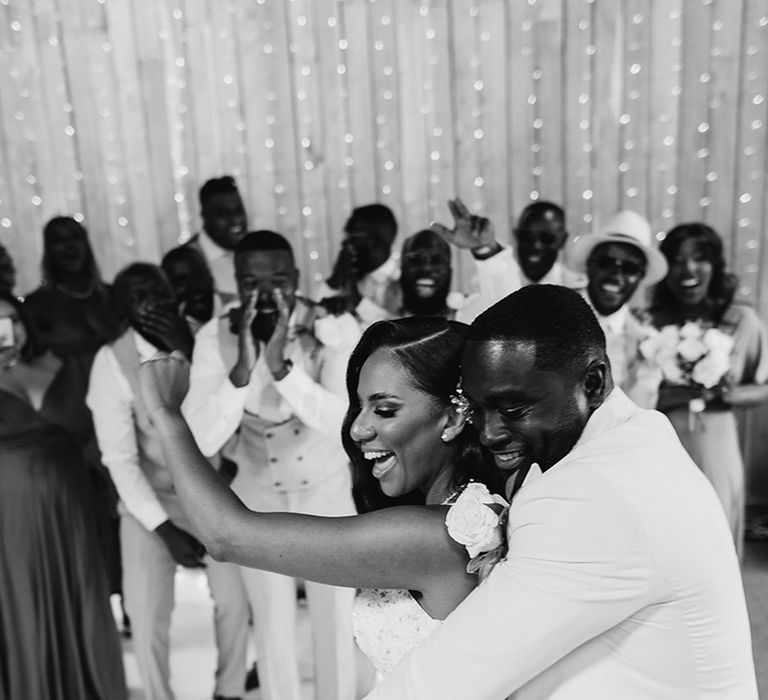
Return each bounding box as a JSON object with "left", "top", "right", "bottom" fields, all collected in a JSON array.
[{"left": 139, "top": 351, "right": 190, "bottom": 415}]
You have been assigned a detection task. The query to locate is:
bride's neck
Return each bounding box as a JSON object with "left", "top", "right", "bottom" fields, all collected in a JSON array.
[{"left": 424, "top": 454, "right": 460, "bottom": 505}]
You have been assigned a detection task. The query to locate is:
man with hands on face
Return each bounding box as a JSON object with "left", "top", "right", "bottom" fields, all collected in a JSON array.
[
  {"left": 86, "top": 263, "right": 249, "bottom": 700},
  {"left": 182, "top": 231, "right": 360, "bottom": 700},
  {"left": 317, "top": 203, "right": 401, "bottom": 328}
]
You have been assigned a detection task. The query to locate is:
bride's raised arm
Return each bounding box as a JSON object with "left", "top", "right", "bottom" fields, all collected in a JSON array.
[{"left": 140, "top": 354, "right": 472, "bottom": 596}]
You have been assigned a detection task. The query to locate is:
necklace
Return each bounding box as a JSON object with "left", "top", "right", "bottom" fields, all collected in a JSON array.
[{"left": 53, "top": 280, "right": 97, "bottom": 299}]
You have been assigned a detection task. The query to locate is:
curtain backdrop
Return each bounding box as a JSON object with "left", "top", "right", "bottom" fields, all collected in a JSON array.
[{"left": 1, "top": 0, "right": 767, "bottom": 494}]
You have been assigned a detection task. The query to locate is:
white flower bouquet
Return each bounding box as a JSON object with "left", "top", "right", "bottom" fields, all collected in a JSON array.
[
  {"left": 638, "top": 321, "right": 734, "bottom": 425},
  {"left": 445, "top": 482, "right": 509, "bottom": 581}
]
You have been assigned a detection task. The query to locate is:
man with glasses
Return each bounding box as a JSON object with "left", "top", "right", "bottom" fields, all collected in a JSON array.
[{"left": 566, "top": 210, "right": 668, "bottom": 401}]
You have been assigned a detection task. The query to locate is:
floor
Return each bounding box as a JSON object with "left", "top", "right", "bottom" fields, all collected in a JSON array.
[
  {"left": 123, "top": 542, "right": 768, "bottom": 699},
  {"left": 120, "top": 572, "right": 376, "bottom": 700}
]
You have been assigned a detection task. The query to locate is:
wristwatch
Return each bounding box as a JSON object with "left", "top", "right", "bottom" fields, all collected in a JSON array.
[{"left": 471, "top": 242, "right": 502, "bottom": 260}]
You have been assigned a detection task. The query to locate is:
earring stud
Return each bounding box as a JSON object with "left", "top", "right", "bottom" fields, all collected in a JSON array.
[{"left": 441, "top": 430, "right": 450, "bottom": 442}]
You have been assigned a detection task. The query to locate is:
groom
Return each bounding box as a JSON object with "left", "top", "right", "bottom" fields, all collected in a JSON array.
[{"left": 367, "top": 285, "right": 757, "bottom": 699}]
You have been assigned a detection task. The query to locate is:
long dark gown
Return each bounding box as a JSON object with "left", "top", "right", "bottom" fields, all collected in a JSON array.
[{"left": 0, "top": 364, "right": 126, "bottom": 700}]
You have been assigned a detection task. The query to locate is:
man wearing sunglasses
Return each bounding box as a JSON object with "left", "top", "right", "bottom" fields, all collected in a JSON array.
[{"left": 566, "top": 210, "right": 668, "bottom": 401}]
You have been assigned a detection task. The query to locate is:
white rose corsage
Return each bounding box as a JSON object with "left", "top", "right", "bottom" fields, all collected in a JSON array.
[{"left": 445, "top": 482, "right": 509, "bottom": 580}]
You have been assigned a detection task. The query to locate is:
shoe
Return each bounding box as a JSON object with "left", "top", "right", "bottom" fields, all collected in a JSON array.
[{"left": 245, "top": 661, "right": 260, "bottom": 690}]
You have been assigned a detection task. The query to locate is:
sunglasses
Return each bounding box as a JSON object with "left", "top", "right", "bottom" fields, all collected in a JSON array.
[{"left": 592, "top": 256, "right": 646, "bottom": 278}]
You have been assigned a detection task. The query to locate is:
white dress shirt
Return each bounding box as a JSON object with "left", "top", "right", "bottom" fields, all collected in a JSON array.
[
  {"left": 182, "top": 309, "right": 359, "bottom": 458},
  {"left": 472, "top": 246, "right": 586, "bottom": 300},
  {"left": 86, "top": 331, "right": 169, "bottom": 531},
  {"left": 366, "top": 389, "right": 757, "bottom": 699},
  {"left": 196, "top": 232, "right": 238, "bottom": 300}
]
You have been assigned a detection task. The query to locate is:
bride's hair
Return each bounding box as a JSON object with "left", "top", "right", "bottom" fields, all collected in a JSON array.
[{"left": 343, "top": 316, "right": 503, "bottom": 513}]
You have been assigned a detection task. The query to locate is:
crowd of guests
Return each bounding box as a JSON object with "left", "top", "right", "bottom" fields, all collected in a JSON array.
[{"left": 1, "top": 172, "right": 766, "bottom": 700}]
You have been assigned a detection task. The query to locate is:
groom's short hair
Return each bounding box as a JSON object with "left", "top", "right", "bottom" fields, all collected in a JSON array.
[{"left": 467, "top": 284, "right": 606, "bottom": 374}]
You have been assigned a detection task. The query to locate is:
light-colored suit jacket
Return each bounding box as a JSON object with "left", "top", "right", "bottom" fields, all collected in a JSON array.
[{"left": 366, "top": 389, "right": 757, "bottom": 700}]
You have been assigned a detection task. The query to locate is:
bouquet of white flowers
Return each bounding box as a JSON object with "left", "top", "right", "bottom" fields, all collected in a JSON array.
[{"left": 638, "top": 321, "right": 734, "bottom": 427}]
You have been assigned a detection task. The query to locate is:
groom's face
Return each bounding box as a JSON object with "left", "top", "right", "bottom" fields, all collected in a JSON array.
[{"left": 461, "top": 339, "right": 591, "bottom": 478}]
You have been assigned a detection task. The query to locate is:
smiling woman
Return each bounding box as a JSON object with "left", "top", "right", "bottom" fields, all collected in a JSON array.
[
  {"left": 137, "top": 317, "right": 506, "bottom": 679},
  {"left": 650, "top": 223, "right": 768, "bottom": 555}
]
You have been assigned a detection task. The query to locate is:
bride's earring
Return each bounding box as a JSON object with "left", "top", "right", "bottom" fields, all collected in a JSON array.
[{"left": 441, "top": 430, "right": 450, "bottom": 442}]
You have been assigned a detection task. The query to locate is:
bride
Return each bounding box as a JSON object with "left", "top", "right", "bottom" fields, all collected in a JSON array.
[{"left": 139, "top": 317, "right": 506, "bottom": 675}]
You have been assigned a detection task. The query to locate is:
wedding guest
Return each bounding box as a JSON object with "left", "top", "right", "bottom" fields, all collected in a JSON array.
[
  {"left": 317, "top": 203, "right": 400, "bottom": 326},
  {"left": 86, "top": 263, "right": 249, "bottom": 700},
  {"left": 182, "top": 231, "right": 361, "bottom": 700},
  {"left": 162, "top": 246, "right": 217, "bottom": 334},
  {"left": 431, "top": 198, "right": 584, "bottom": 308},
  {"left": 139, "top": 316, "right": 503, "bottom": 681},
  {"left": 23, "top": 216, "right": 123, "bottom": 602},
  {"left": 398, "top": 229, "right": 494, "bottom": 323},
  {"left": 24, "top": 216, "right": 120, "bottom": 363},
  {"left": 566, "top": 210, "right": 668, "bottom": 405},
  {"left": 186, "top": 176, "right": 248, "bottom": 306},
  {"left": 649, "top": 223, "right": 768, "bottom": 554},
  {"left": 0, "top": 291, "right": 126, "bottom": 700},
  {"left": 0, "top": 242, "right": 15, "bottom": 293},
  {"left": 369, "top": 285, "right": 756, "bottom": 699}
]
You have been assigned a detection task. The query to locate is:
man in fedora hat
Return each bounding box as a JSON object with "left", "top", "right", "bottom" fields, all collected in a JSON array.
[{"left": 566, "top": 210, "right": 668, "bottom": 404}]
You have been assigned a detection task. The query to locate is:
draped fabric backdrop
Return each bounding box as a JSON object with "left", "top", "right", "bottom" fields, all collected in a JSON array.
[{"left": 1, "top": 0, "right": 767, "bottom": 494}]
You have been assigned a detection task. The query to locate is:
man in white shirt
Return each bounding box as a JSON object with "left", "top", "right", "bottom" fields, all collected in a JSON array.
[
  {"left": 161, "top": 246, "right": 217, "bottom": 335},
  {"left": 87, "top": 263, "right": 249, "bottom": 700},
  {"left": 316, "top": 203, "right": 401, "bottom": 327},
  {"left": 185, "top": 176, "right": 248, "bottom": 306},
  {"left": 367, "top": 284, "right": 757, "bottom": 700},
  {"left": 566, "top": 209, "right": 668, "bottom": 406},
  {"left": 431, "top": 198, "right": 584, "bottom": 303},
  {"left": 183, "top": 231, "right": 359, "bottom": 700}
]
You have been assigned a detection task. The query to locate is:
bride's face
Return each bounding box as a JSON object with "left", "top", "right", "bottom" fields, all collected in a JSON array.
[{"left": 350, "top": 348, "right": 449, "bottom": 498}]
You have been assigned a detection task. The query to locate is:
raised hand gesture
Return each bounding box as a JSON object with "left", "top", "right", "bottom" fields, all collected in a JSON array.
[
  {"left": 229, "top": 291, "right": 259, "bottom": 388},
  {"left": 430, "top": 197, "right": 500, "bottom": 256},
  {"left": 138, "top": 351, "right": 190, "bottom": 416},
  {"left": 264, "top": 288, "right": 292, "bottom": 380}
]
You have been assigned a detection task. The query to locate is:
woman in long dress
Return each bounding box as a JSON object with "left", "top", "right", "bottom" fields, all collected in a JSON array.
[
  {"left": 0, "top": 291, "right": 126, "bottom": 700},
  {"left": 650, "top": 223, "right": 768, "bottom": 556},
  {"left": 23, "top": 216, "right": 123, "bottom": 601},
  {"left": 141, "top": 316, "right": 505, "bottom": 676}
]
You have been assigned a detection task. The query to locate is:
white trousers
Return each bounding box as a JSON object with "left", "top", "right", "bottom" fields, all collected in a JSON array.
[
  {"left": 120, "top": 512, "right": 250, "bottom": 700},
  {"left": 232, "top": 465, "right": 358, "bottom": 700}
]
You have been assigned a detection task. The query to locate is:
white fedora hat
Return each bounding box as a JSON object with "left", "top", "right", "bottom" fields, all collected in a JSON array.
[{"left": 566, "top": 210, "right": 668, "bottom": 285}]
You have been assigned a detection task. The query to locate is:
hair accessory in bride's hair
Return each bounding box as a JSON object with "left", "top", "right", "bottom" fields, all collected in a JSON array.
[{"left": 450, "top": 379, "right": 472, "bottom": 423}]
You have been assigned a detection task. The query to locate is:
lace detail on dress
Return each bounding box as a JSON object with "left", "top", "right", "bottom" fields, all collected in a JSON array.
[{"left": 353, "top": 588, "right": 442, "bottom": 675}]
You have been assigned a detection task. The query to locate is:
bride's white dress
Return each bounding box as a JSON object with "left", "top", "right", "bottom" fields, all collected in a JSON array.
[{"left": 352, "top": 588, "right": 443, "bottom": 675}]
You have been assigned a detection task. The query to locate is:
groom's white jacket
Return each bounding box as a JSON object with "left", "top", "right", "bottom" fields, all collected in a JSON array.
[{"left": 366, "top": 389, "right": 757, "bottom": 700}]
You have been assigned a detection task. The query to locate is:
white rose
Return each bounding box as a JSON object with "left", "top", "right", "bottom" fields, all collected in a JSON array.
[
  {"left": 679, "top": 321, "right": 702, "bottom": 340},
  {"left": 677, "top": 336, "right": 707, "bottom": 363},
  {"left": 692, "top": 352, "right": 729, "bottom": 389},
  {"left": 660, "top": 358, "right": 685, "bottom": 384},
  {"left": 702, "top": 328, "right": 734, "bottom": 358},
  {"left": 658, "top": 325, "right": 682, "bottom": 354},
  {"left": 445, "top": 484, "right": 506, "bottom": 558}
]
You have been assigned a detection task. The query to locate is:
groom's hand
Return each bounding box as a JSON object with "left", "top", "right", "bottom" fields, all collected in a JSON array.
[{"left": 155, "top": 520, "right": 206, "bottom": 568}]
